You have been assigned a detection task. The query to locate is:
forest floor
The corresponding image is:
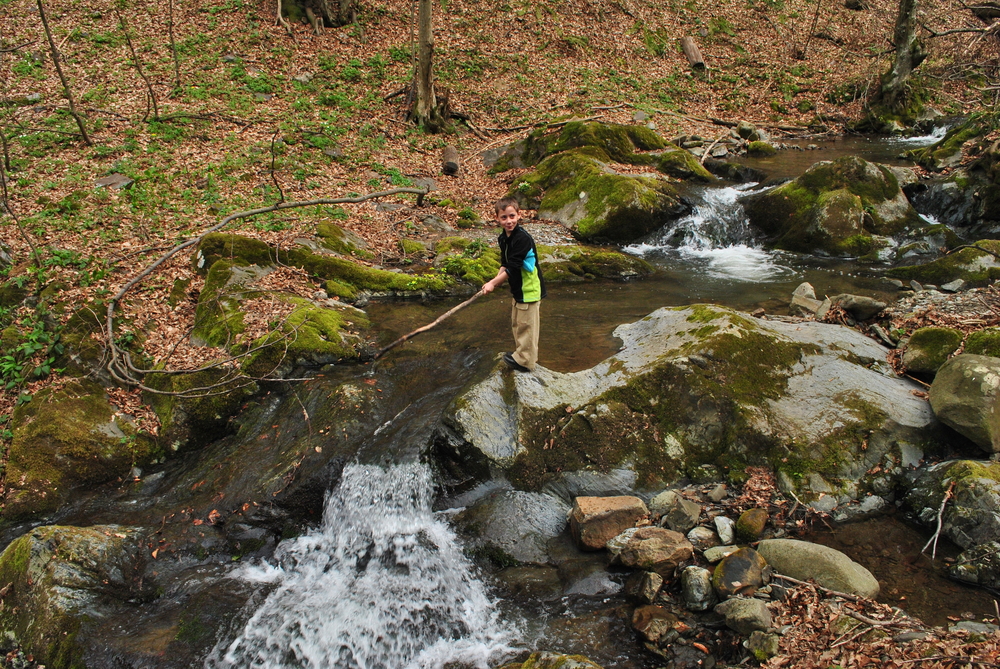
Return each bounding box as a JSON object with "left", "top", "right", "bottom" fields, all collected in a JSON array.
[{"left": 2, "top": 0, "right": 1000, "bottom": 665}]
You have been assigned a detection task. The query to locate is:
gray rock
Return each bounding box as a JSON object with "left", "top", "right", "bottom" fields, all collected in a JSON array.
[
  {"left": 833, "top": 495, "right": 888, "bottom": 523},
  {"left": 949, "top": 541, "right": 1000, "bottom": 589},
  {"left": 633, "top": 111, "right": 650, "bottom": 122},
  {"left": 948, "top": 621, "right": 999, "bottom": 635},
  {"left": 542, "top": 469, "right": 636, "bottom": 504},
  {"left": 615, "top": 527, "right": 694, "bottom": 577},
  {"left": 808, "top": 494, "right": 838, "bottom": 513},
  {"left": 708, "top": 484, "right": 728, "bottom": 502},
  {"left": 756, "top": 538, "right": 880, "bottom": 598},
  {"left": 681, "top": 565, "right": 717, "bottom": 611},
  {"left": 737, "top": 121, "right": 761, "bottom": 142},
  {"left": 606, "top": 526, "right": 640, "bottom": 562},
  {"left": 830, "top": 294, "right": 887, "bottom": 321},
  {"left": 747, "top": 631, "right": 780, "bottom": 659},
  {"left": 941, "top": 279, "right": 966, "bottom": 293},
  {"left": 902, "top": 326, "right": 963, "bottom": 375},
  {"left": 792, "top": 282, "right": 817, "bottom": 300},
  {"left": 625, "top": 570, "right": 663, "bottom": 604},
  {"left": 929, "top": 354, "right": 1000, "bottom": 453},
  {"left": 715, "top": 516, "right": 735, "bottom": 544},
  {"left": 790, "top": 293, "right": 823, "bottom": 317},
  {"left": 411, "top": 176, "right": 438, "bottom": 192},
  {"left": 686, "top": 525, "right": 719, "bottom": 550},
  {"left": 650, "top": 490, "right": 701, "bottom": 532},
  {"left": 453, "top": 490, "right": 570, "bottom": 564},
  {"left": 222, "top": 53, "right": 239, "bottom": 62},
  {"left": 254, "top": 93, "right": 273, "bottom": 101},
  {"left": 910, "top": 280, "right": 924, "bottom": 292},
  {"left": 704, "top": 545, "right": 739, "bottom": 563},
  {"left": 714, "top": 597, "right": 772, "bottom": 635},
  {"left": 905, "top": 460, "right": 1000, "bottom": 550},
  {"left": 323, "top": 147, "right": 344, "bottom": 158},
  {"left": 95, "top": 173, "right": 133, "bottom": 190},
  {"left": 292, "top": 72, "right": 313, "bottom": 83}
]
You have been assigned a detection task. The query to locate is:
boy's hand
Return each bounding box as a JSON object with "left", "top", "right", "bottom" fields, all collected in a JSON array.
[{"left": 482, "top": 281, "right": 495, "bottom": 295}]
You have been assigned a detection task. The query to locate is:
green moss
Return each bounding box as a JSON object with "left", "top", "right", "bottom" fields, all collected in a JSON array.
[
  {"left": 747, "top": 141, "right": 777, "bottom": 157},
  {"left": 0, "top": 282, "right": 28, "bottom": 308},
  {"left": 907, "top": 116, "right": 988, "bottom": 171},
  {"left": 315, "top": 223, "right": 372, "bottom": 258},
  {"left": 886, "top": 241, "right": 1000, "bottom": 286},
  {"left": 681, "top": 304, "right": 727, "bottom": 323},
  {"left": 323, "top": 279, "right": 358, "bottom": 300},
  {"left": 835, "top": 234, "right": 877, "bottom": 257},
  {"left": 651, "top": 147, "right": 714, "bottom": 182},
  {"left": 285, "top": 248, "right": 449, "bottom": 293},
  {"left": 907, "top": 327, "right": 963, "bottom": 370},
  {"left": 498, "top": 121, "right": 669, "bottom": 171},
  {"left": 466, "top": 545, "right": 521, "bottom": 569},
  {"left": 196, "top": 233, "right": 275, "bottom": 272},
  {"left": 191, "top": 260, "right": 248, "bottom": 348},
  {"left": 399, "top": 238, "right": 426, "bottom": 255},
  {"left": 168, "top": 277, "right": 192, "bottom": 307},
  {"left": 965, "top": 328, "right": 1000, "bottom": 358}
]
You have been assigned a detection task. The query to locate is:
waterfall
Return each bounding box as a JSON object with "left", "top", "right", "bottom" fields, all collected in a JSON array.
[
  {"left": 209, "top": 463, "right": 515, "bottom": 669},
  {"left": 625, "top": 184, "right": 796, "bottom": 282}
]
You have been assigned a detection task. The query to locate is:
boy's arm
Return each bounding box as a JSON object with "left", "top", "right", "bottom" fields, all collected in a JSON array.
[{"left": 482, "top": 267, "right": 507, "bottom": 294}]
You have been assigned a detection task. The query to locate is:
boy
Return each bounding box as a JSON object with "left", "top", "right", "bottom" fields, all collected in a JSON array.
[{"left": 482, "top": 197, "right": 545, "bottom": 372}]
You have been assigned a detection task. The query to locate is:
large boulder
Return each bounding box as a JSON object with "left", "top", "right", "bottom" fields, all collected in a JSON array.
[
  {"left": 435, "top": 306, "right": 941, "bottom": 502},
  {"left": 0, "top": 525, "right": 153, "bottom": 668},
  {"left": 756, "top": 538, "right": 880, "bottom": 598},
  {"left": 949, "top": 541, "right": 1000, "bottom": 589},
  {"left": 453, "top": 489, "right": 570, "bottom": 564},
  {"left": 902, "top": 327, "right": 963, "bottom": 375},
  {"left": 887, "top": 241, "right": 1000, "bottom": 287},
  {"left": 929, "top": 354, "right": 1000, "bottom": 453},
  {"left": 743, "top": 155, "right": 924, "bottom": 256},
  {"left": 905, "top": 460, "right": 1000, "bottom": 550},
  {"left": 3, "top": 380, "right": 160, "bottom": 520}
]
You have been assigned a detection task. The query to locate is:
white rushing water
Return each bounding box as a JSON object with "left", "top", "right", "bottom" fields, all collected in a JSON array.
[
  {"left": 210, "top": 463, "right": 515, "bottom": 669},
  {"left": 625, "top": 184, "right": 797, "bottom": 282},
  {"left": 888, "top": 124, "right": 948, "bottom": 146}
]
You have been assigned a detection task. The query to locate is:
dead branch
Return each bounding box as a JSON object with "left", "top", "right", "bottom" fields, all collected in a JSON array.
[
  {"left": 921, "top": 480, "right": 956, "bottom": 559},
  {"left": 948, "top": 243, "right": 1000, "bottom": 261},
  {"left": 0, "top": 40, "right": 36, "bottom": 53},
  {"left": 770, "top": 572, "right": 865, "bottom": 602},
  {"left": 115, "top": 7, "right": 160, "bottom": 122},
  {"left": 700, "top": 131, "right": 728, "bottom": 165},
  {"left": 375, "top": 289, "right": 484, "bottom": 359},
  {"left": 36, "top": 0, "right": 92, "bottom": 145},
  {"left": 167, "top": 0, "right": 181, "bottom": 92},
  {"left": 105, "top": 187, "right": 429, "bottom": 392}
]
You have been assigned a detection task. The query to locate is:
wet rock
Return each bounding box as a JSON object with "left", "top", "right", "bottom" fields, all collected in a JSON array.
[
  {"left": 631, "top": 604, "right": 679, "bottom": 644},
  {"left": 809, "top": 493, "right": 838, "bottom": 513},
  {"left": 681, "top": 565, "right": 717, "bottom": 611},
  {"left": 702, "top": 159, "right": 767, "bottom": 183},
  {"left": 949, "top": 540, "right": 1000, "bottom": 589},
  {"left": 499, "top": 652, "right": 605, "bottom": 669},
  {"left": 650, "top": 490, "right": 701, "bottom": 532},
  {"left": 929, "top": 354, "right": 1000, "bottom": 453},
  {"left": 686, "top": 526, "right": 720, "bottom": 550},
  {"left": 615, "top": 526, "right": 694, "bottom": 577},
  {"left": 743, "top": 156, "right": 924, "bottom": 257},
  {"left": 747, "top": 631, "right": 781, "bottom": 659},
  {"left": 736, "top": 508, "right": 769, "bottom": 542},
  {"left": 0, "top": 525, "right": 153, "bottom": 667},
  {"left": 714, "top": 597, "right": 772, "bottom": 635},
  {"left": 715, "top": 516, "right": 736, "bottom": 544},
  {"left": 833, "top": 494, "right": 889, "bottom": 522},
  {"left": 887, "top": 241, "right": 1000, "bottom": 287},
  {"left": 541, "top": 468, "right": 637, "bottom": 504},
  {"left": 905, "top": 460, "right": 1000, "bottom": 550},
  {"left": 569, "top": 495, "right": 648, "bottom": 551},
  {"left": 713, "top": 547, "right": 769, "bottom": 599},
  {"left": 756, "top": 538, "right": 880, "bottom": 598},
  {"left": 746, "top": 141, "right": 776, "bottom": 157},
  {"left": 494, "top": 566, "right": 564, "bottom": 602},
  {"left": 455, "top": 489, "right": 570, "bottom": 564},
  {"left": 830, "top": 294, "right": 887, "bottom": 321},
  {"left": 625, "top": 570, "right": 663, "bottom": 603},
  {"left": 902, "top": 326, "right": 963, "bottom": 375}
]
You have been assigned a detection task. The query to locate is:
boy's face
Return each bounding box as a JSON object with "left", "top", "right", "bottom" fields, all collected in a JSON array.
[{"left": 496, "top": 205, "right": 520, "bottom": 235}]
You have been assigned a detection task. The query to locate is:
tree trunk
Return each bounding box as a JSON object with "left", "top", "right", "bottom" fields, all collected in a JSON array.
[
  {"left": 679, "top": 37, "right": 705, "bottom": 69},
  {"left": 878, "top": 0, "right": 926, "bottom": 109},
  {"left": 410, "top": 0, "right": 441, "bottom": 130}
]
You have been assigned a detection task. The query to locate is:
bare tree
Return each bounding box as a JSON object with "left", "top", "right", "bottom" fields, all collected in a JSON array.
[
  {"left": 876, "top": 0, "right": 927, "bottom": 109},
  {"left": 36, "top": 0, "right": 92, "bottom": 145},
  {"left": 408, "top": 0, "right": 448, "bottom": 132}
]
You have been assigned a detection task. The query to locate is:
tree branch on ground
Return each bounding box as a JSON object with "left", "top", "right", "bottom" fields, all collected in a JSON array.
[{"left": 36, "top": 0, "right": 92, "bottom": 145}]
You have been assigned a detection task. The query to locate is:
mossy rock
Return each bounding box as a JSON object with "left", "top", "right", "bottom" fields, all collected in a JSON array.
[
  {"left": 194, "top": 233, "right": 275, "bottom": 272},
  {"left": 57, "top": 301, "right": 109, "bottom": 379},
  {"left": 0, "top": 281, "right": 28, "bottom": 308},
  {"left": 746, "top": 141, "right": 777, "bottom": 157},
  {"left": 315, "top": 222, "right": 371, "bottom": 258},
  {"left": 886, "top": 241, "right": 1000, "bottom": 286},
  {"left": 649, "top": 147, "right": 714, "bottom": 182},
  {"left": 902, "top": 326, "right": 963, "bottom": 375},
  {"left": 905, "top": 460, "right": 1000, "bottom": 549},
  {"left": 399, "top": 238, "right": 428, "bottom": 255},
  {"left": 498, "top": 652, "right": 604, "bottom": 669},
  {"left": 907, "top": 116, "right": 989, "bottom": 172},
  {"left": 4, "top": 379, "right": 160, "bottom": 521},
  {"left": 0, "top": 524, "right": 152, "bottom": 669},
  {"left": 538, "top": 245, "right": 653, "bottom": 282},
  {"left": 144, "top": 367, "right": 259, "bottom": 452},
  {"left": 735, "top": 508, "right": 769, "bottom": 542},
  {"left": 743, "top": 155, "right": 924, "bottom": 255},
  {"left": 510, "top": 149, "right": 688, "bottom": 243},
  {"left": 490, "top": 121, "right": 668, "bottom": 173},
  {"left": 965, "top": 328, "right": 1000, "bottom": 358}
]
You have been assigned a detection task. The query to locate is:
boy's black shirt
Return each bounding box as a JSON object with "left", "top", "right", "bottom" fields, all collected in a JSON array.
[{"left": 497, "top": 224, "right": 546, "bottom": 303}]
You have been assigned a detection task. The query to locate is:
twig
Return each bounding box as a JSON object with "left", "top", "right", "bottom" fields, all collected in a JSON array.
[
  {"left": 269, "top": 127, "right": 285, "bottom": 204},
  {"left": 115, "top": 7, "right": 160, "bottom": 122},
  {"left": 0, "top": 40, "right": 36, "bottom": 53},
  {"left": 167, "top": 0, "right": 181, "bottom": 92},
  {"left": 481, "top": 114, "right": 603, "bottom": 133},
  {"left": 770, "top": 572, "right": 864, "bottom": 602},
  {"left": 700, "top": 131, "right": 728, "bottom": 165},
  {"left": 375, "top": 289, "right": 484, "bottom": 359},
  {"left": 36, "top": 0, "right": 91, "bottom": 145},
  {"left": 921, "top": 480, "right": 956, "bottom": 559},
  {"left": 947, "top": 243, "right": 1000, "bottom": 261}
]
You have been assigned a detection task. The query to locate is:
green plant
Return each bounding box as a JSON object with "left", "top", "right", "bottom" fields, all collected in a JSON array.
[{"left": 0, "top": 315, "right": 63, "bottom": 390}]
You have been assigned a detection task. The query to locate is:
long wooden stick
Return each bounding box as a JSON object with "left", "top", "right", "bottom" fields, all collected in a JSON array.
[{"left": 375, "top": 289, "right": 484, "bottom": 359}]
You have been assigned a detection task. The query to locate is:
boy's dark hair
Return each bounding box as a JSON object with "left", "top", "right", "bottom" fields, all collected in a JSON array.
[{"left": 494, "top": 197, "right": 520, "bottom": 214}]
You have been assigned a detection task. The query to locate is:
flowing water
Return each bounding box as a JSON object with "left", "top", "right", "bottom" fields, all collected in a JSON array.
[{"left": 210, "top": 464, "right": 515, "bottom": 669}]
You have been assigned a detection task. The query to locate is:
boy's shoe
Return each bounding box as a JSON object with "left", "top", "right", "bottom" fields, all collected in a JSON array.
[{"left": 503, "top": 352, "right": 531, "bottom": 373}]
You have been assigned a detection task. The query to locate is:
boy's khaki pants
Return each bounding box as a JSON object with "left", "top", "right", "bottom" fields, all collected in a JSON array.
[{"left": 511, "top": 300, "right": 540, "bottom": 370}]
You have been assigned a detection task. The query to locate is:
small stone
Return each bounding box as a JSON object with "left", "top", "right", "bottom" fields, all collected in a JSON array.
[
  {"left": 615, "top": 526, "right": 694, "bottom": 577},
  {"left": 632, "top": 605, "right": 679, "bottom": 644},
  {"left": 650, "top": 490, "right": 702, "bottom": 532},
  {"left": 708, "top": 484, "right": 727, "bottom": 503},
  {"left": 222, "top": 53, "right": 239, "bottom": 62},
  {"left": 570, "top": 495, "right": 648, "bottom": 551},
  {"left": 254, "top": 93, "right": 273, "bottom": 101},
  {"left": 95, "top": 173, "right": 134, "bottom": 190},
  {"left": 713, "top": 547, "right": 769, "bottom": 599},
  {"left": 715, "top": 516, "right": 735, "bottom": 545},
  {"left": 893, "top": 631, "right": 930, "bottom": 643},
  {"left": 808, "top": 493, "right": 838, "bottom": 513},
  {"left": 293, "top": 72, "right": 313, "bottom": 83},
  {"left": 830, "top": 294, "right": 887, "bottom": 321},
  {"left": 941, "top": 279, "right": 965, "bottom": 293},
  {"left": 703, "top": 545, "right": 739, "bottom": 563},
  {"left": 715, "top": 597, "right": 772, "bottom": 635},
  {"left": 711, "top": 145, "right": 729, "bottom": 158},
  {"left": 885, "top": 278, "right": 904, "bottom": 289},
  {"left": 735, "top": 508, "right": 768, "bottom": 542},
  {"left": 633, "top": 111, "right": 650, "bottom": 122},
  {"left": 910, "top": 279, "right": 923, "bottom": 292},
  {"left": 26, "top": 92, "right": 42, "bottom": 103},
  {"left": 681, "top": 565, "right": 717, "bottom": 612},
  {"left": 324, "top": 147, "right": 344, "bottom": 158},
  {"left": 313, "top": 290, "right": 328, "bottom": 300},
  {"left": 949, "top": 621, "right": 999, "bottom": 635},
  {"left": 687, "top": 526, "right": 719, "bottom": 551},
  {"left": 747, "top": 631, "right": 780, "bottom": 659},
  {"left": 792, "top": 282, "right": 816, "bottom": 300},
  {"left": 625, "top": 570, "right": 663, "bottom": 604},
  {"left": 412, "top": 176, "right": 438, "bottom": 192}
]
